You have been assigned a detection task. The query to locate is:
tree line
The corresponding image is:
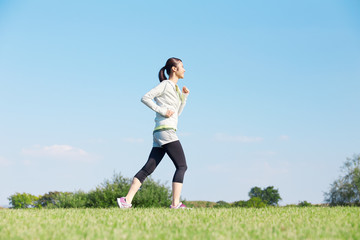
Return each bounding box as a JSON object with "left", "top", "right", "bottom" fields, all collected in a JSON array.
[
  {"left": 8, "top": 154, "right": 360, "bottom": 208},
  {"left": 8, "top": 173, "right": 282, "bottom": 209},
  {"left": 8, "top": 173, "right": 171, "bottom": 209}
]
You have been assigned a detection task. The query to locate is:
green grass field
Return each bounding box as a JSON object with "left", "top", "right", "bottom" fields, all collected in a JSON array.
[{"left": 0, "top": 207, "right": 359, "bottom": 240}]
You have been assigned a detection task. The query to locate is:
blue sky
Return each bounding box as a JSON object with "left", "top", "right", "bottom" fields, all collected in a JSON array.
[{"left": 0, "top": 0, "right": 359, "bottom": 207}]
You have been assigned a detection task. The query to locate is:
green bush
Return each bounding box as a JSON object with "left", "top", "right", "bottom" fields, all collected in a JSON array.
[
  {"left": 232, "top": 200, "right": 248, "bottom": 207},
  {"left": 298, "top": 201, "right": 312, "bottom": 207},
  {"left": 86, "top": 173, "right": 131, "bottom": 208},
  {"left": 232, "top": 198, "right": 268, "bottom": 208},
  {"left": 8, "top": 193, "right": 40, "bottom": 209},
  {"left": 246, "top": 197, "right": 267, "bottom": 208},
  {"left": 36, "top": 191, "right": 87, "bottom": 208},
  {"left": 131, "top": 178, "right": 172, "bottom": 207},
  {"left": 214, "top": 200, "right": 231, "bottom": 208},
  {"left": 27, "top": 172, "right": 171, "bottom": 208},
  {"left": 56, "top": 191, "right": 88, "bottom": 208},
  {"left": 86, "top": 172, "right": 171, "bottom": 208}
]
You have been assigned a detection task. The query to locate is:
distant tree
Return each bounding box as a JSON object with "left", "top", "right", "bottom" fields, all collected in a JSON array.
[
  {"left": 261, "top": 186, "right": 282, "bottom": 206},
  {"left": 8, "top": 193, "right": 39, "bottom": 209},
  {"left": 37, "top": 191, "right": 62, "bottom": 207},
  {"left": 249, "top": 186, "right": 282, "bottom": 206},
  {"left": 324, "top": 154, "right": 360, "bottom": 206},
  {"left": 248, "top": 187, "right": 262, "bottom": 199}
]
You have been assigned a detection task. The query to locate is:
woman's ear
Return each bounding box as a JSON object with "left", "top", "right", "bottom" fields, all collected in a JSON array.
[{"left": 171, "top": 66, "right": 178, "bottom": 73}]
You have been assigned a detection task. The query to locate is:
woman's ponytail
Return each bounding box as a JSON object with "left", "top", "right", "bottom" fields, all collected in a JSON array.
[
  {"left": 158, "top": 66, "right": 167, "bottom": 82},
  {"left": 158, "top": 57, "right": 182, "bottom": 82}
]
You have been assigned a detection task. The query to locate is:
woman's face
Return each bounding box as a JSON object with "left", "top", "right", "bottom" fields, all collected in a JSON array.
[{"left": 174, "top": 62, "right": 186, "bottom": 79}]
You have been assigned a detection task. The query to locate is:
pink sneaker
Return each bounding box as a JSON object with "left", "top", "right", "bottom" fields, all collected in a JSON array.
[
  {"left": 170, "top": 202, "right": 187, "bottom": 209},
  {"left": 117, "top": 197, "right": 132, "bottom": 208}
]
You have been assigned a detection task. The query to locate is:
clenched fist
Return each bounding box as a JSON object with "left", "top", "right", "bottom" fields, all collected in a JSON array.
[
  {"left": 182, "top": 86, "right": 190, "bottom": 94},
  {"left": 165, "top": 109, "right": 175, "bottom": 118}
]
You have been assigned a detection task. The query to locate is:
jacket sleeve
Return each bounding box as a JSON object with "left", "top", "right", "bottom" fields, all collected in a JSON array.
[
  {"left": 178, "top": 92, "right": 189, "bottom": 116},
  {"left": 141, "top": 81, "right": 168, "bottom": 117}
]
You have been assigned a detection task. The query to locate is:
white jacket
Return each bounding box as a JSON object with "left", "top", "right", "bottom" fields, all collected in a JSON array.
[{"left": 141, "top": 80, "right": 189, "bottom": 132}]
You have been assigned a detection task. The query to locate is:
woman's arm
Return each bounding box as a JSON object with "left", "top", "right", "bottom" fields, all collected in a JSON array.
[
  {"left": 141, "top": 81, "right": 169, "bottom": 117},
  {"left": 178, "top": 86, "right": 190, "bottom": 116}
]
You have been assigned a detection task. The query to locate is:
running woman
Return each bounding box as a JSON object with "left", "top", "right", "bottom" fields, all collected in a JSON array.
[{"left": 117, "top": 57, "right": 189, "bottom": 209}]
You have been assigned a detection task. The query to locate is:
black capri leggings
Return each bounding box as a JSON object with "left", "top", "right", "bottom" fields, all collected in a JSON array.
[{"left": 134, "top": 140, "right": 187, "bottom": 183}]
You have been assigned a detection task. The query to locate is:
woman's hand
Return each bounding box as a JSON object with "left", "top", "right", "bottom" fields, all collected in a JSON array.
[
  {"left": 182, "top": 86, "right": 190, "bottom": 94},
  {"left": 165, "top": 109, "right": 175, "bottom": 118}
]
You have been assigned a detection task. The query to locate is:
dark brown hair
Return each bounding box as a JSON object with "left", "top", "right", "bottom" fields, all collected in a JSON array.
[{"left": 158, "top": 57, "right": 182, "bottom": 82}]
